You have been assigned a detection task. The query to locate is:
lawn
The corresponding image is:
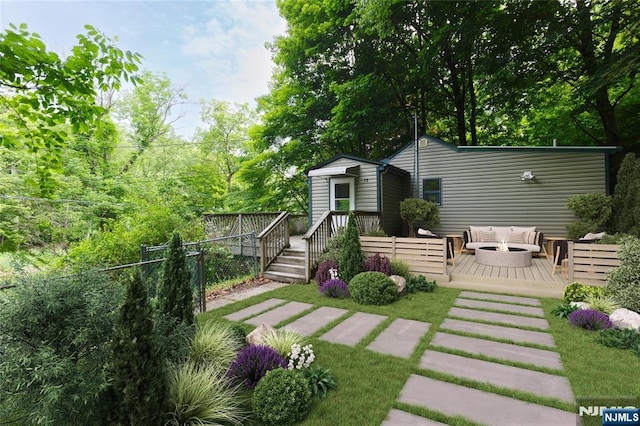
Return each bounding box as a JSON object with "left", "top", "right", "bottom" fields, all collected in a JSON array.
[{"left": 198, "top": 283, "right": 640, "bottom": 425}]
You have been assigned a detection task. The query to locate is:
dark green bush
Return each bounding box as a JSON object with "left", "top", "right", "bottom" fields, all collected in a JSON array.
[
  {"left": 597, "top": 328, "right": 640, "bottom": 353},
  {"left": 302, "top": 365, "right": 337, "bottom": 399},
  {"left": 317, "top": 228, "right": 345, "bottom": 264},
  {"left": 606, "top": 235, "right": 640, "bottom": 313},
  {"left": 611, "top": 153, "right": 640, "bottom": 237},
  {"left": 406, "top": 275, "right": 437, "bottom": 293},
  {"left": 563, "top": 282, "right": 606, "bottom": 303},
  {"left": 348, "top": 271, "right": 398, "bottom": 305},
  {"left": 157, "top": 232, "right": 194, "bottom": 326},
  {"left": 399, "top": 198, "right": 440, "bottom": 237},
  {"left": 551, "top": 303, "right": 579, "bottom": 319},
  {"left": 252, "top": 368, "right": 312, "bottom": 425},
  {"left": 339, "top": 212, "right": 364, "bottom": 283}
]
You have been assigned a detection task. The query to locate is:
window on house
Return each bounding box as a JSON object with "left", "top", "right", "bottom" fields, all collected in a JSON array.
[{"left": 422, "top": 178, "right": 441, "bottom": 205}]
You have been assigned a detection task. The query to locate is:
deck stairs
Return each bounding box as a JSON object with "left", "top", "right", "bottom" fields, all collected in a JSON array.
[{"left": 263, "top": 247, "right": 307, "bottom": 283}]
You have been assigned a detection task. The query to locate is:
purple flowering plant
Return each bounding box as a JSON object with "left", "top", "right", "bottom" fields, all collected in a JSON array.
[
  {"left": 227, "top": 344, "right": 287, "bottom": 389},
  {"left": 363, "top": 253, "right": 392, "bottom": 276},
  {"left": 568, "top": 308, "right": 614, "bottom": 331},
  {"left": 319, "top": 279, "right": 349, "bottom": 298},
  {"left": 315, "top": 260, "right": 338, "bottom": 286}
]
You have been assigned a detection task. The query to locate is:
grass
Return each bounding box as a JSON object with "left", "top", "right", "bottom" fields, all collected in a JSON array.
[{"left": 198, "top": 284, "right": 640, "bottom": 424}]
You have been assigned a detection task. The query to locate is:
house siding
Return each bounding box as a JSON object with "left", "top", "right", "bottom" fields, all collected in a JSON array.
[
  {"left": 388, "top": 141, "right": 610, "bottom": 237},
  {"left": 309, "top": 157, "right": 380, "bottom": 224}
]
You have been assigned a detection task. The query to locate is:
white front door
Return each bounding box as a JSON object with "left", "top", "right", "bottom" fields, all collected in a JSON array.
[{"left": 330, "top": 177, "right": 355, "bottom": 228}]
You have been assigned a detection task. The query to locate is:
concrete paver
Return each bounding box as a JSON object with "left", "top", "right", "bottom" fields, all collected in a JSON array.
[
  {"left": 382, "top": 409, "right": 447, "bottom": 426},
  {"left": 243, "top": 301, "right": 313, "bottom": 326},
  {"left": 366, "top": 318, "right": 431, "bottom": 359},
  {"left": 281, "top": 306, "right": 348, "bottom": 336},
  {"left": 397, "top": 375, "right": 576, "bottom": 426},
  {"left": 319, "top": 312, "right": 386, "bottom": 346},
  {"left": 206, "top": 282, "right": 289, "bottom": 310},
  {"left": 223, "top": 298, "right": 286, "bottom": 322},
  {"left": 448, "top": 307, "right": 549, "bottom": 329},
  {"left": 459, "top": 290, "right": 541, "bottom": 306},
  {"left": 430, "top": 332, "right": 563, "bottom": 369},
  {"left": 440, "top": 318, "right": 555, "bottom": 347},
  {"left": 455, "top": 298, "right": 545, "bottom": 317},
  {"left": 420, "top": 350, "right": 575, "bottom": 403}
]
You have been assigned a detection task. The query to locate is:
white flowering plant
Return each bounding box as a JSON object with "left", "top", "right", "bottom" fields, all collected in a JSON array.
[{"left": 287, "top": 343, "right": 315, "bottom": 370}]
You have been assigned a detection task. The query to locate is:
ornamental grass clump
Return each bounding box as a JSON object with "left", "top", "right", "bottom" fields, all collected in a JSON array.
[
  {"left": 190, "top": 322, "right": 242, "bottom": 368},
  {"left": 227, "top": 344, "right": 287, "bottom": 389},
  {"left": 568, "top": 308, "right": 614, "bottom": 331},
  {"left": 584, "top": 294, "right": 620, "bottom": 315},
  {"left": 261, "top": 329, "right": 306, "bottom": 358},
  {"left": 363, "top": 253, "right": 392, "bottom": 275},
  {"left": 252, "top": 368, "right": 312, "bottom": 425},
  {"left": 319, "top": 279, "right": 350, "bottom": 298}
]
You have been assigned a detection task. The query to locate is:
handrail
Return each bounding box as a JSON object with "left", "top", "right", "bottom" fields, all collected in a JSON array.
[{"left": 258, "top": 212, "right": 290, "bottom": 273}]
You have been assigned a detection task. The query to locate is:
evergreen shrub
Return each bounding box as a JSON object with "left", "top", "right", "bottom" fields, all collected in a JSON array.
[
  {"left": 563, "top": 282, "right": 606, "bottom": 303},
  {"left": 339, "top": 212, "right": 364, "bottom": 283},
  {"left": 406, "top": 275, "right": 437, "bottom": 293},
  {"left": 606, "top": 235, "right": 640, "bottom": 313},
  {"left": 157, "top": 232, "right": 194, "bottom": 326},
  {"left": 348, "top": 271, "right": 398, "bottom": 305},
  {"left": 252, "top": 368, "right": 312, "bottom": 425},
  {"left": 227, "top": 344, "right": 287, "bottom": 389}
]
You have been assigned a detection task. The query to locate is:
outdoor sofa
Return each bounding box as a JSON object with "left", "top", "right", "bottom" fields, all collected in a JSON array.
[{"left": 462, "top": 226, "right": 544, "bottom": 254}]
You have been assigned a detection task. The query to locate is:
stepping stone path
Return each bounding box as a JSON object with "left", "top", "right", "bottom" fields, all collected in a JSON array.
[{"left": 218, "top": 291, "right": 577, "bottom": 425}]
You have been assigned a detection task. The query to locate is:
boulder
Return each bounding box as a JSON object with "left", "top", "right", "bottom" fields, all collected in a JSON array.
[
  {"left": 246, "top": 323, "right": 275, "bottom": 345},
  {"left": 609, "top": 308, "right": 640, "bottom": 330},
  {"left": 570, "top": 301, "right": 590, "bottom": 310},
  {"left": 389, "top": 275, "right": 406, "bottom": 294}
]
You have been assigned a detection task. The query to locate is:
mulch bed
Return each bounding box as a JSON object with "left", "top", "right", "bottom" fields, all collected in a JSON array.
[{"left": 205, "top": 275, "right": 274, "bottom": 301}]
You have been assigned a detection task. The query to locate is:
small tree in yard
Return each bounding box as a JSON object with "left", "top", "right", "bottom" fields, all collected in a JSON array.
[
  {"left": 611, "top": 153, "right": 640, "bottom": 237},
  {"left": 400, "top": 198, "right": 440, "bottom": 237},
  {"left": 339, "top": 212, "right": 364, "bottom": 283},
  {"left": 565, "top": 192, "right": 612, "bottom": 239},
  {"left": 107, "top": 271, "right": 167, "bottom": 425},
  {"left": 157, "top": 232, "right": 194, "bottom": 326}
]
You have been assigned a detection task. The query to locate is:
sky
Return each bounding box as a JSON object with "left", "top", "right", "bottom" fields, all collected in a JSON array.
[{"left": 0, "top": 0, "right": 288, "bottom": 138}]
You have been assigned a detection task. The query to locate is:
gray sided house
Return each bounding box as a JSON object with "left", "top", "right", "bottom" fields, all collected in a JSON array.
[{"left": 307, "top": 137, "right": 618, "bottom": 237}]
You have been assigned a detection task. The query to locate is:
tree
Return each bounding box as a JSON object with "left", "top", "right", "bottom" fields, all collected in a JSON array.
[
  {"left": 0, "top": 23, "right": 142, "bottom": 194},
  {"left": 106, "top": 271, "right": 166, "bottom": 425},
  {"left": 157, "top": 232, "right": 194, "bottom": 326},
  {"left": 611, "top": 153, "right": 640, "bottom": 237},
  {"left": 339, "top": 212, "right": 364, "bottom": 283},
  {"left": 400, "top": 198, "right": 440, "bottom": 237}
]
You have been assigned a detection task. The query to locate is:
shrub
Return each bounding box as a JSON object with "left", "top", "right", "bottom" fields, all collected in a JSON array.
[
  {"left": 315, "top": 260, "right": 338, "bottom": 286},
  {"left": 349, "top": 271, "right": 398, "bottom": 305},
  {"left": 406, "top": 275, "right": 437, "bottom": 293},
  {"left": 287, "top": 343, "right": 315, "bottom": 370},
  {"left": 252, "top": 368, "right": 312, "bottom": 425},
  {"left": 227, "top": 322, "right": 248, "bottom": 348},
  {"left": 319, "top": 279, "right": 350, "bottom": 298},
  {"left": 551, "top": 303, "right": 579, "bottom": 319},
  {"left": 157, "top": 232, "right": 194, "bottom": 326},
  {"left": 584, "top": 294, "right": 620, "bottom": 315},
  {"left": 364, "top": 229, "right": 387, "bottom": 237},
  {"left": 563, "top": 282, "right": 606, "bottom": 302},
  {"left": 566, "top": 221, "right": 598, "bottom": 240},
  {"left": 190, "top": 322, "right": 243, "bottom": 368},
  {"left": 364, "top": 253, "right": 392, "bottom": 275},
  {"left": 566, "top": 192, "right": 612, "bottom": 239},
  {"left": 606, "top": 235, "right": 640, "bottom": 313},
  {"left": 0, "top": 271, "right": 123, "bottom": 425},
  {"left": 390, "top": 259, "right": 411, "bottom": 278},
  {"left": 317, "top": 228, "right": 345, "bottom": 264},
  {"left": 155, "top": 313, "right": 196, "bottom": 363},
  {"left": 400, "top": 198, "right": 440, "bottom": 237},
  {"left": 167, "top": 362, "right": 246, "bottom": 426},
  {"left": 227, "top": 344, "right": 287, "bottom": 389},
  {"left": 611, "top": 153, "right": 640, "bottom": 236},
  {"left": 301, "top": 365, "right": 337, "bottom": 399},
  {"left": 106, "top": 271, "right": 166, "bottom": 425},
  {"left": 597, "top": 328, "right": 640, "bottom": 352},
  {"left": 261, "top": 329, "right": 306, "bottom": 358},
  {"left": 568, "top": 308, "right": 614, "bottom": 331},
  {"left": 339, "top": 212, "right": 364, "bottom": 283}
]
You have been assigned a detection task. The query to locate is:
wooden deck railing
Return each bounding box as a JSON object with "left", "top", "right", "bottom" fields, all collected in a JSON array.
[
  {"left": 302, "top": 211, "right": 381, "bottom": 282},
  {"left": 568, "top": 241, "right": 620, "bottom": 286},
  {"left": 257, "top": 212, "right": 290, "bottom": 273},
  {"left": 360, "top": 236, "right": 447, "bottom": 276},
  {"left": 203, "top": 212, "right": 282, "bottom": 238}
]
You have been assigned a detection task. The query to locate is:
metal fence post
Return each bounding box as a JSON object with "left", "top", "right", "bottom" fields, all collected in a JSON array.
[
  {"left": 140, "top": 244, "right": 148, "bottom": 285},
  {"left": 197, "top": 248, "right": 206, "bottom": 313},
  {"left": 250, "top": 232, "right": 258, "bottom": 277}
]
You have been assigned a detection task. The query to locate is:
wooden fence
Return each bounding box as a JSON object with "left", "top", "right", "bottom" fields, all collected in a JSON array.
[
  {"left": 360, "top": 236, "right": 447, "bottom": 276},
  {"left": 568, "top": 242, "right": 620, "bottom": 286}
]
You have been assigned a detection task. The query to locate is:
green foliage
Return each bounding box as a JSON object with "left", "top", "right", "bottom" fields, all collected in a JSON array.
[
  {"left": 166, "top": 361, "right": 246, "bottom": 426},
  {"left": 563, "top": 282, "right": 606, "bottom": 303},
  {"left": 551, "top": 303, "right": 579, "bottom": 319},
  {"left": 390, "top": 259, "right": 411, "bottom": 279},
  {"left": 339, "top": 212, "right": 364, "bottom": 283},
  {"left": 566, "top": 192, "right": 612, "bottom": 238},
  {"left": 155, "top": 313, "right": 196, "bottom": 363},
  {"left": 400, "top": 198, "right": 440, "bottom": 237},
  {"left": 227, "top": 322, "right": 248, "bottom": 348},
  {"left": 318, "top": 228, "right": 345, "bottom": 264},
  {"left": 406, "top": 275, "right": 438, "bottom": 293},
  {"left": 612, "top": 153, "right": 640, "bottom": 237},
  {"left": 606, "top": 235, "right": 640, "bottom": 313},
  {"left": 158, "top": 232, "right": 194, "bottom": 326},
  {"left": 584, "top": 294, "right": 620, "bottom": 315},
  {"left": 597, "top": 328, "right": 640, "bottom": 356},
  {"left": 301, "top": 365, "right": 337, "bottom": 399},
  {"left": 348, "top": 271, "right": 398, "bottom": 305},
  {"left": 261, "top": 328, "right": 306, "bottom": 358},
  {"left": 252, "top": 368, "right": 312, "bottom": 425},
  {"left": 0, "top": 271, "right": 123, "bottom": 424},
  {"left": 106, "top": 271, "right": 166, "bottom": 425},
  {"left": 190, "top": 322, "right": 243, "bottom": 368}
]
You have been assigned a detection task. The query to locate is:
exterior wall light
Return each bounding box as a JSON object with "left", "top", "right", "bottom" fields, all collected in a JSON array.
[{"left": 521, "top": 171, "right": 535, "bottom": 181}]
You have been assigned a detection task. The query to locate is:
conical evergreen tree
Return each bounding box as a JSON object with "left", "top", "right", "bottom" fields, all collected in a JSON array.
[
  {"left": 107, "top": 271, "right": 166, "bottom": 425},
  {"left": 339, "top": 212, "right": 364, "bottom": 283},
  {"left": 157, "top": 232, "right": 194, "bottom": 326},
  {"left": 612, "top": 153, "right": 640, "bottom": 236}
]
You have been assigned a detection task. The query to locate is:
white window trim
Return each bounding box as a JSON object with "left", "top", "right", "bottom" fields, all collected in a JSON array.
[{"left": 329, "top": 177, "right": 355, "bottom": 211}]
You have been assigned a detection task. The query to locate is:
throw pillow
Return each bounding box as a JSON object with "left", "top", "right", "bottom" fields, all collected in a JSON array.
[
  {"left": 582, "top": 232, "right": 606, "bottom": 241},
  {"left": 480, "top": 231, "right": 496, "bottom": 242},
  {"left": 525, "top": 231, "right": 538, "bottom": 245},
  {"left": 512, "top": 226, "right": 536, "bottom": 233},
  {"left": 508, "top": 232, "right": 526, "bottom": 244},
  {"left": 469, "top": 226, "right": 491, "bottom": 242},
  {"left": 418, "top": 228, "right": 436, "bottom": 237}
]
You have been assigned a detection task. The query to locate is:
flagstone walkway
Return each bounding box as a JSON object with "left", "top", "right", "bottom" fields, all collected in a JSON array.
[{"left": 220, "top": 289, "right": 577, "bottom": 425}]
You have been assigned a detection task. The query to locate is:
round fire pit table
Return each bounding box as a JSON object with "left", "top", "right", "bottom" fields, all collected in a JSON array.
[{"left": 475, "top": 246, "right": 532, "bottom": 267}]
